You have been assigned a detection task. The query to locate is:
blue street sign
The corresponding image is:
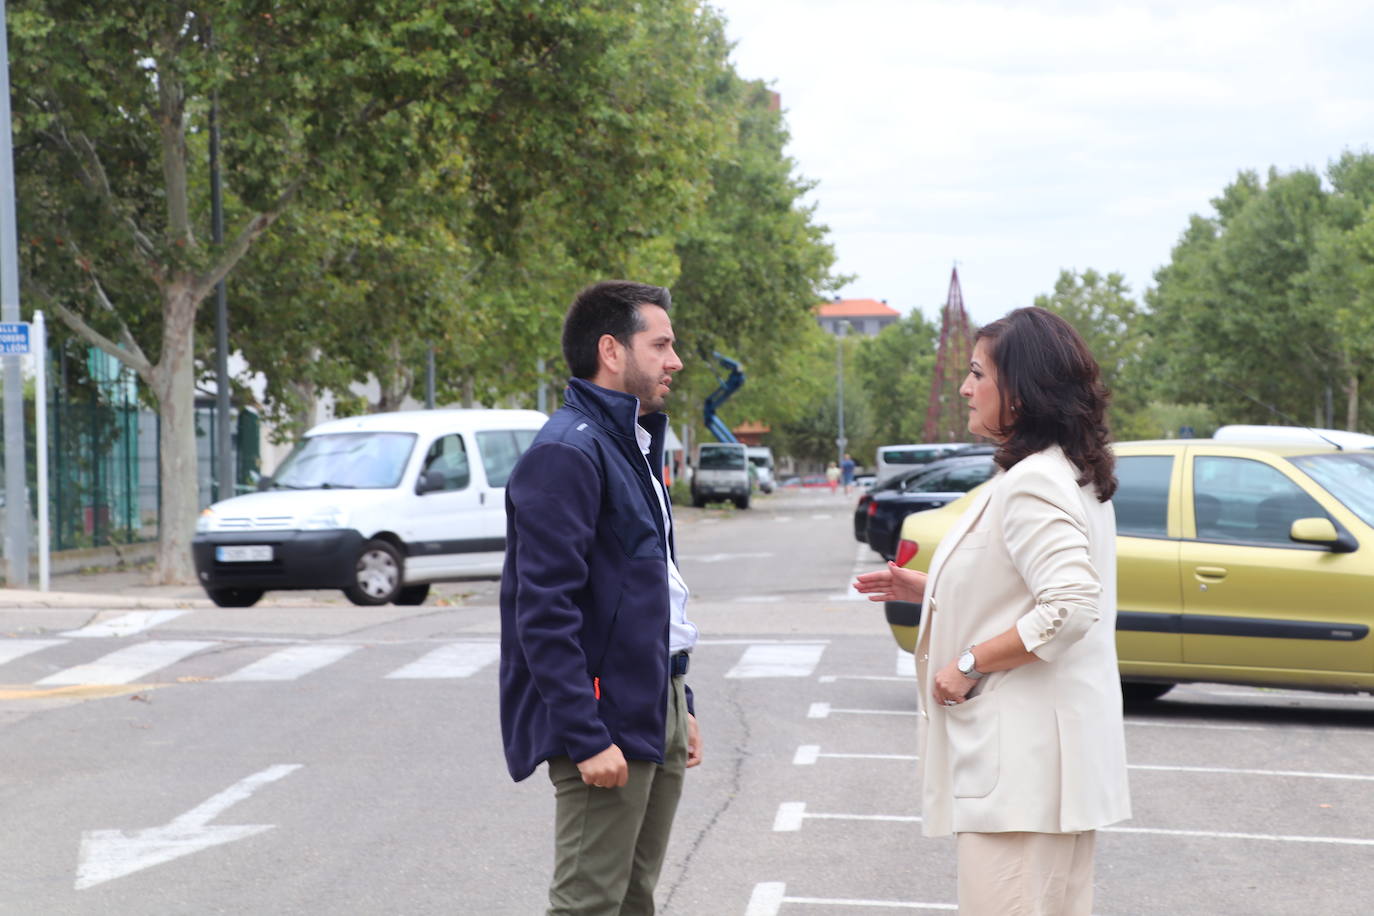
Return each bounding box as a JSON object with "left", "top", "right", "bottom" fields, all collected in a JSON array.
[{"left": 0, "top": 322, "right": 31, "bottom": 355}]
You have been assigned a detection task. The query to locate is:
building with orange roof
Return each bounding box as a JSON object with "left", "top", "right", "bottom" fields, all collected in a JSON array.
[{"left": 816, "top": 297, "right": 901, "bottom": 337}]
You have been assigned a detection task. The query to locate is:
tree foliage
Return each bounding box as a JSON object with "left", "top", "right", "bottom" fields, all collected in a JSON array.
[
  {"left": 1032, "top": 269, "right": 1154, "bottom": 438},
  {"left": 1145, "top": 160, "right": 1374, "bottom": 431},
  {"left": 11, "top": 0, "right": 843, "bottom": 579}
]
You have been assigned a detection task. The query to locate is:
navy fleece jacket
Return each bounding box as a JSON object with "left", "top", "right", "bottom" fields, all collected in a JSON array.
[{"left": 499, "top": 378, "right": 693, "bottom": 782}]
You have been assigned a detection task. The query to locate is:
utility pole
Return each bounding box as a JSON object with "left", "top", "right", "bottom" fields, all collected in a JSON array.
[
  {"left": 210, "top": 33, "right": 233, "bottom": 501},
  {"left": 835, "top": 320, "right": 849, "bottom": 467},
  {"left": 0, "top": 0, "right": 30, "bottom": 586},
  {"left": 425, "top": 347, "right": 435, "bottom": 408}
]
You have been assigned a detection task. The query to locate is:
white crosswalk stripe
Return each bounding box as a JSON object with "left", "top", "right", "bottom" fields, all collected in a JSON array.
[
  {"left": 36, "top": 640, "right": 216, "bottom": 686},
  {"left": 61, "top": 610, "right": 188, "bottom": 638},
  {"left": 3, "top": 638, "right": 835, "bottom": 687},
  {"left": 220, "top": 644, "right": 361, "bottom": 682},
  {"left": 385, "top": 642, "right": 500, "bottom": 679},
  {"left": 0, "top": 639, "right": 66, "bottom": 666},
  {"left": 725, "top": 644, "right": 827, "bottom": 678}
]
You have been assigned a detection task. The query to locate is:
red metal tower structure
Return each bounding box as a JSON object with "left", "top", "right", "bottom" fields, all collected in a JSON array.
[{"left": 922, "top": 267, "right": 977, "bottom": 443}]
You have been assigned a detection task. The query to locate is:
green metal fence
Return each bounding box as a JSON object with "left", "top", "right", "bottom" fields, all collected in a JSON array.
[{"left": 1, "top": 342, "right": 260, "bottom": 553}]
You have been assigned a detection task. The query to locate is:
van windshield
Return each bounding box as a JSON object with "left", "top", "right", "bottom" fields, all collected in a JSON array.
[
  {"left": 271, "top": 432, "right": 417, "bottom": 490},
  {"left": 700, "top": 448, "right": 746, "bottom": 470}
]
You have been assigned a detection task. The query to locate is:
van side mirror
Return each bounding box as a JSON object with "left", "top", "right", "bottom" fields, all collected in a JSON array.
[
  {"left": 416, "top": 470, "right": 447, "bottom": 494},
  {"left": 1290, "top": 517, "right": 1357, "bottom": 553},
  {"left": 257, "top": 477, "right": 273, "bottom": 492}
]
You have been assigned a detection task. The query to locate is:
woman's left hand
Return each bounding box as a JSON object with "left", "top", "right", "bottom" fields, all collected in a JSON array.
[{"left": 932, "top": 660, "right": 976, "bottom": 707}]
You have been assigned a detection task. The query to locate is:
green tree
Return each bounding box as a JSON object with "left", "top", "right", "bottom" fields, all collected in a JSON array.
[
  {"left": 851, "top": 312, "right": 939, "bottom": 458},
  {"left": 1033, "top": 269, "right": 1152, "bottom": 437},
  {"left": 1145, "top": 167, "right": 1344, "bottom": 428},
  {"left": 12, "top": 1, "right": 724, "bottom": 581}
]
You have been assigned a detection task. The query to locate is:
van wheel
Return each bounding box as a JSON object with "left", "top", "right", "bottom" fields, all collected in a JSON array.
[
  {"left": 735, "top": 493, "right": 750, "bottom": 510},
  {"left": 206, "top": 587, "right": 264, "bottom": 608},
  {"left": 1121, "top": 681, "right": 1174, "bottom": 704},
  {"left": 344, "top": 539, "right": 404, "bottom": 606},
  {"left": 691, "top": 492, "right": 705, "bottom": 508},
  {"left": 394, "top": 584, "right": 431, "bottom": 606}
]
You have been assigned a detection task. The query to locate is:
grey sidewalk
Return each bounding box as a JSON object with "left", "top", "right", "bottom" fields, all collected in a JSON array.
[{"left": 0, "top": 568, "right": 213, "bottom": 610}]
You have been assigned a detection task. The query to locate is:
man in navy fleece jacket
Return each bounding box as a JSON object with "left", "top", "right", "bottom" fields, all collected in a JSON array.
[{"left": 500, "top": 280, "right": 701, "bottom": 916}]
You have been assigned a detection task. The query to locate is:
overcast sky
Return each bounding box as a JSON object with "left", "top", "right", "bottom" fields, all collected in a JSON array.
[{"left": 710, "top": 0, "right": 1374, "bottom": 327}]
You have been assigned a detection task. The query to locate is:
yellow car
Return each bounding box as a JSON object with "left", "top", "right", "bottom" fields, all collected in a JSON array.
[{"left": 885, "top": 439, "right": 1374, "bottom": 702}]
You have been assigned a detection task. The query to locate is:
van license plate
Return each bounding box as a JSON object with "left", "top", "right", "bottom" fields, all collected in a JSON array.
[{"left": 216, "top": 545, "right": 273, "bottom": 562}]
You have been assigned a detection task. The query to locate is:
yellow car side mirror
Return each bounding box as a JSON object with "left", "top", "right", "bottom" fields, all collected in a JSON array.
[{"left": 1290, "top": 517, "right": 1357, "bottom": 553}]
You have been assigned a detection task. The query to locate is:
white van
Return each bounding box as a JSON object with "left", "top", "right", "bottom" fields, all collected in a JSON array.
[
  {"left": 191, "top": 408, "right": 547, "bottom": 607},
  {"left": 745, "top": 446, "right": 776, "bottom": 493},
  {"left": 691, "top": 442, "right": 752, "bottom": 509},
  {"left": 874, "top": 442, "right": 970, "bottom": 485}
]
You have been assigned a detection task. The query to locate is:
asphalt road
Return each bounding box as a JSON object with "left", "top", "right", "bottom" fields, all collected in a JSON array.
[{"left": 2, "top": 486, "right": 1373, "bottom": 914}]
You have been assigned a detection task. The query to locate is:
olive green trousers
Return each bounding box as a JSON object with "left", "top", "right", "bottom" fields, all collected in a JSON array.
[{"left": 545, "top": 676, "right": 689, "bottom": 916}]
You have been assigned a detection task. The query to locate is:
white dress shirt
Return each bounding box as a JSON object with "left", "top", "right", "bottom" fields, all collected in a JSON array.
[{"left": 636, "top": 422, "right": 697, "bottom": 655}]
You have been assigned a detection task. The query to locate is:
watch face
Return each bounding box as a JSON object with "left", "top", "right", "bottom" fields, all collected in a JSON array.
[{"left": 958, "top": 652, "right": 975, "bottom": 674}]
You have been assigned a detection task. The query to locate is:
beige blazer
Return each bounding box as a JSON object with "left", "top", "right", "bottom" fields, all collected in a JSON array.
[{"left": 915, "top": 445, "right": 1131, "bottom": 836}]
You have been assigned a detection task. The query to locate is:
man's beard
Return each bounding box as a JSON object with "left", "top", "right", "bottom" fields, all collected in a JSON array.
[{"left": 624, "top": 355, "right": 664, "bottom": 413}]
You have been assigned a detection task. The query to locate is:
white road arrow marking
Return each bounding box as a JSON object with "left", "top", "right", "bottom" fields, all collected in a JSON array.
[{"left": 75, "top": 764, "right": 301, "bottom": 890}]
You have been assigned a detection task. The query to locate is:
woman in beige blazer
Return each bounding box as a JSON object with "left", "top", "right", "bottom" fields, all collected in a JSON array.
[{"left": 856, "top": 308, "right": 1130, "bottom": 916}]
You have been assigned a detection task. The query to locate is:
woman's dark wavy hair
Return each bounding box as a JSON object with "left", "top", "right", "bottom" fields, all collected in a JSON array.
[{"left": 976, "top": 307, "right": 1117, "bottom": 502}]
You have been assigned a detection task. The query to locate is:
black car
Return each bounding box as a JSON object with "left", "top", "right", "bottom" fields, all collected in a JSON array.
[
  {"left": 853, "top": 466, "right": 927, "bottom": 542},
  {"left": 864, "top": 453, "right": 997, "bottom": 559},
  {"left": 853, "top": 445, "right": 995, "bottom": 543}
]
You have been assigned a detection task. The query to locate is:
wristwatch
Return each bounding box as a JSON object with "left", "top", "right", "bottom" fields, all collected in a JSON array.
[{"left": 956, "top": 646, "right": 985, "bottom": 680}]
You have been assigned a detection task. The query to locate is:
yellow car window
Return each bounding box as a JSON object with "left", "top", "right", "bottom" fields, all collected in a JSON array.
[{"left": 1192, "top": 456, "right": 1328, "bottom": 546}]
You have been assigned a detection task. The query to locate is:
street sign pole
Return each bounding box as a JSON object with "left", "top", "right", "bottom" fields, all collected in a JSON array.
[
  {"left": 0, "top": 0, "right": 31, "bottom": 587},
  {"left": 34, "top": 311, "right": 48, "bottom": 591}
]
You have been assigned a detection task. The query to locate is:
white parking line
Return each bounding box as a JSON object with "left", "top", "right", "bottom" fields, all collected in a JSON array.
[
  {"left": 773, "top": 802, "right": 921, "bottom": 832},
  {"left": 1129, "top": 763, "right": 1374, "bottom": 782},
  {"left": 1102, "top": 825, "right": 1374, "bottom": 847},
  {"left": 1174, "top": 687, "right": 1374, "bottom": 704},
  {"left": 793, "top": 745, "right": 917, "bottom": 765},
  {"left": 807, "top": 702, "right": 918, "bottom": 719},
  {"left": 61, "top": 610, "right": 188, "bottom": 638},
  {"left": 1127, "top": 719, "right": 1266, "bottom": 732},
  {"left": 219, "top": 644, "right": 360, "bottom": 682},
  {"left": 0, "top": 639, "right": 65, "bottom": 665},
  {"left": 747, "top": 883, "right": 956, "bottom": 914},
  {"left": 726, "top": 644, "right": 827, "bottom": 678},
  {"left": 37, "top": 641, "right": 215, "bottom": 685},
  {"left": 385, "top": 642, "right": 500, "bottom": 679},
  {"left": 772, "top": 802, "right": 1374, "bottom": 847}
]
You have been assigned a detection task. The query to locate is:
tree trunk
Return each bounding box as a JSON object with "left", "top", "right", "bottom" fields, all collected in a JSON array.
[
  {"left": 150, "top": 286, "right": 200, "bottom": 585},
  {"left": 374, "top": 339, "right": 415, "bottom": 412}
]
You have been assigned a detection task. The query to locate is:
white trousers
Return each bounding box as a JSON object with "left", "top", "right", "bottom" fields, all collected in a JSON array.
[{"left": 956, "top": 830, "right": 1096, "bottom": 916}]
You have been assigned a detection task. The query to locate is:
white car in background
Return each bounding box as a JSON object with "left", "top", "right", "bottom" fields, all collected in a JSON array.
[{"left": 192, "top": 409, "right": 546, "bottom": 607}]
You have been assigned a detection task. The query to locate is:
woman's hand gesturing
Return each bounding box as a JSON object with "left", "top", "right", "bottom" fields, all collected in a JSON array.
[{"left": 853, "top": 562, "right": 928, "bottom": 604}]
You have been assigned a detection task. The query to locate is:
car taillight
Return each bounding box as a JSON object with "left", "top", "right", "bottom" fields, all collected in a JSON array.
[
  {"left": 867, "top": 500, "right": 878, "bottom": 517},
  {"left": 894, "top": 538, "right": 920, "bottom": 567}
]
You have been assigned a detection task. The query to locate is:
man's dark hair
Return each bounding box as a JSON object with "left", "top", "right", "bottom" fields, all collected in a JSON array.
[
  {"left": 562, "top": 281, "right": 672, "bottom": 379},
  {"left": 976, "top": 307, "right": 1117, "bottom": 502}
]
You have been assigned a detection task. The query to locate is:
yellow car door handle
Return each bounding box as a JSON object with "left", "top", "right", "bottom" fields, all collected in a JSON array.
[{"left": 1194, "top": 566, "right": 1228, "bottom": 581}]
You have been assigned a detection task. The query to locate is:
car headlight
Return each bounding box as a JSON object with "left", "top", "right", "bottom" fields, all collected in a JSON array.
[
  {"left": 196, "top": 509, "right": 216, "bottom": 533},
  {"left": 301, "top": 506, "right": 348, "bottom": 530}
]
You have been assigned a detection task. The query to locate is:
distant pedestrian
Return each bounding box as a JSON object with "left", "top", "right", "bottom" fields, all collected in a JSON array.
[
  {"left": 841, "top": 453, "right": 857, "bottom": 494},
  {"left": 825, "top": 461, "right": 841, "bottom": 493},
  {"left": 500, "top": 280, "right": 702, "bottom": 916}
]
